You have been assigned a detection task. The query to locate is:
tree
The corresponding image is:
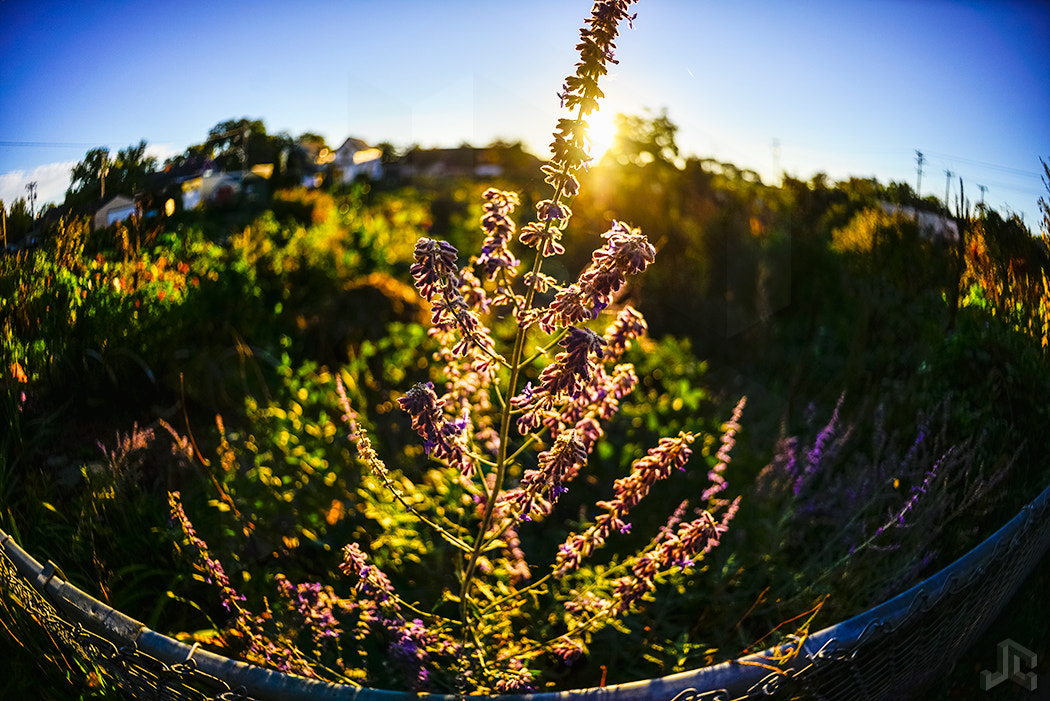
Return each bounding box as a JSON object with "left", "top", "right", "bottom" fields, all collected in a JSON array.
[
  {"left": 204, "top": 118, "right": 278, "bottom": 171},
  {"left": 298, "top": 132, "right": 328, "bottom": 150},
  {"left": 65, "top": 140, "right": 156, "bottom": 210},
  {"left": 67, "top": 147, "right": 111, "bottom": 207},
  {"left": 112, "top": 140, "right": 157, "bottom": 195},
  {"left": 25, "top": 181, "right": 38, "bottom": 219},
  {"left": 606, "top": 108, "right": 683, "bottom": 169},
  {"left": 3, "top": 197, "right": 33, "bottom": 240}
]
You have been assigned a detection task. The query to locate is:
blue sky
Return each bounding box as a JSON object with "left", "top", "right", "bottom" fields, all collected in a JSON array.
[{"left": 1, "top": 0, "right": 1048, "bottom": 226}]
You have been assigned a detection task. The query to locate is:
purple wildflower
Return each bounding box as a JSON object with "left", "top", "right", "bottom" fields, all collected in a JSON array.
[
  {"left": 536, "top": 199, "right": 572, "bottom": 225},
  {"left": 428, "top": 292, "right": 499, "bottom": 362},
  {"left": 540, "top": 284, "right": 591, "bottom": 333},
  {"left": 536, "top": 429, "right": 588, "bottom": 496},
  {"left": 493, "top": 658, "right": 535, "bottom": 693},
  {"left": 500, "top": 430, "right": 587, "bottom": 521},
  {"left": 551, "top": 0, "right": 639, "bottom": 163},
  {"left": 388, "top": 618, "right": 433, "bottom": 689},
  {"left": 476, "top": 188, "right": 521, "bottom": 280},
  {"left": 511, "top": 328, "right": 605, "bottom": 434},
  {"left": 458, "top": 267, "right": 490, "bottom": 314},
  {"left": 550, "top": 637, "right": 585, "bottom": 666},
  {"left": 341, "top": 544, "right": 461, "bottom": 690},
  {"left": 168, "top": 491, "right": 246, "bottom": 612},
  {"left": 547, "top": 363, "right": 638, "bottom": 450},
  {"left": 410, "top": 238, "right": 460, "bottom": 303},
  {"left": 275, "top": 574, "right": 346, "bottom": 646},
  {"left": 397, "top": 382, "right": 472, "bottom": 475},
  {"left": 519, "top": 221, "right": 566, "bottom": 258},
  {"left": 612, "top": 496, "right": 740, "bottom": 614},
  {"left": 874, "top": 452, "right": 945, "bottom": 539},
  {"left": 603, "top": 306, "right": 648, "bottom": 361},
  {"left": 540, "top": 222, "right": 655, "bottom": 331},
  {"left": 802, "top": 393, "right": 844, "bottom": 485},
  {"left": 502, "top": 524, "right": 532, "bottom": 583},
  {"left": 554, "top": 431, "right": 696, "bottom": 577},
  {"left": 171, "top": 492, "right": 320, "bottom": 677},
  {"left": 702, "top": 396, "right": 747, "bottom": 501},
  {"left": 340, "top": 543, "right": 398, "bottom": 609},
  {"left": 587, "top": 221, "right": 656, "bottom": 276}
]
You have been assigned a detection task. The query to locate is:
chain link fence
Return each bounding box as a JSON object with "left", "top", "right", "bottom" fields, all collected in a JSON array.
[{"left": 3, "top": 481, "right": 1049, "bottom": 701}]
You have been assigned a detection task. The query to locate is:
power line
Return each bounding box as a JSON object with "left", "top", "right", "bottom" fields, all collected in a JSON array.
[
  {"left": 0, "top": 140, "right": 100, "bottom": 149},
  {"left": 922, "top": 150, "right": 1041, "bottom": 180}
]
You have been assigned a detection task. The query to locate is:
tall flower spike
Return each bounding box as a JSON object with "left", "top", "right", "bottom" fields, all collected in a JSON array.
[
  {"left": 702, "top": 395, "right": 747, "bottom": 501},
  {"left": 554, "top": 431, "right": 696, "bottom": 577},
  {"left": 411, "top": 238, "right": 460, "bottom": 302},
  {"left": 550, "top": 1, "right": 639, "bottom": 176},
  {"left": 534, "top": 327, "right": 605, "bottom": 399},
  {"left": 397, "top": 382, "right": 472, "bottom": 475},
  {"left": 477, "top": 188, "right": 521, "bottom": 280},
  {"left": 502, "top": 429, "right": 589, "bottom": 521},
  {"left": 541, "top": 221, "right": 655, "bottom": 331},
  {"left": 169, "top": 491, "right": 246, "bottom": 612},
  {"left": 603, "top": 305, "right": 648, "bottom": 361},
  {"left": 612, "top": 496, "right": 739, "bottom": 615}
]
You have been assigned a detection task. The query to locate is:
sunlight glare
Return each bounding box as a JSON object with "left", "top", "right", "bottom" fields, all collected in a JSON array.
[{"left": 586, "top": 109, "right": 618, "bottom": 163}]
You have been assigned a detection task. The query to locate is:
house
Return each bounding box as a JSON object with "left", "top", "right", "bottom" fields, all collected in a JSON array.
[
  {"left": 880, "top": 202, "right": 960, "bottom": 242},
  {"left": 93, "top": 195, "right": 136, "bottom": 229},
  {"left": 396, "top": 146, "right": 497, "bottom": 179},
  {"left": 333, "top": 137, "right": 383, "bottom": 183},
  {"left": 393, "top": 143, "right": 542, "bottom": 182}
]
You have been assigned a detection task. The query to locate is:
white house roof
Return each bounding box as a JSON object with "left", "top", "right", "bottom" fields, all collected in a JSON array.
[{"left": 336, "top": 137, "right": 372, "bottom": 154}]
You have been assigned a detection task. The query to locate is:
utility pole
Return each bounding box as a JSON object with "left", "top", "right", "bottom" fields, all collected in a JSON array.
[
  {"left": 25, "top": 181, "right": 37, "bottom": 220},
  {"left": 100, "top": 148, "right": 110, "bottom": 200},
  {"left": 2, "top": 200, "right": 6, "bottom": 250},
  {"left": 978, "top": 184, "right": 988, "bottom": 207},
  {"left": 772, "top": 138, "right": 781, "bottom": 186},
  {"left": 915, "top": 150, "right": 925, "bottom": 197},
  {"left": 944, "top": 169, "right": 954, "bottom": 212}
]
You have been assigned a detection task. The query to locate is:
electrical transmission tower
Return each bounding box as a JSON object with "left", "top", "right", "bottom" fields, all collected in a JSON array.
[{"left": 915, "top": 150, "right": 925, "bottom": 196}]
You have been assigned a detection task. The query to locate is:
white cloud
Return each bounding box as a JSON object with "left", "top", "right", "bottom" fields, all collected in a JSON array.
[
  {"left": 0, "top": 161, "right": 76, "bottom": 209},
  {"left": 146, "top": 142, "right": 181, "bottom": 164}
]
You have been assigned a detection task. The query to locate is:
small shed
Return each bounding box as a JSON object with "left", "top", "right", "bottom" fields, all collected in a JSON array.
[{"left": 93, "top": 195, "right": 136, "bottom": 229}]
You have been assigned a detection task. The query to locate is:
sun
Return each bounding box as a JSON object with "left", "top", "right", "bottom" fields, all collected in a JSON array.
[{"left": 585, "top": 109, "right": 619, "bottom": 163}]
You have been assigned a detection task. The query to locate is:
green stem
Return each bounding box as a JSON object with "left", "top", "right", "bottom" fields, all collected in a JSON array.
[
  {"left": 478, "top": 573, "right": 554, "bottom": 616},
  {"left": 521, "top": 327, "right": 570, "bottom": 367},
  {"left": 373, "top": 466, "right": 474, "bottom": 553},
  {"left": 456, "top": 103, "right": 584, "bottom": 653},
  {"left": 496, "top": 608, "right": 612, "bottom": 663}
]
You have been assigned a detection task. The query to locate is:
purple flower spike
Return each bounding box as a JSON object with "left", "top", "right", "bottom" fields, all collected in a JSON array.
[
  {"left": 540, "top": 222, "right": 654, "bottom": 332},
  {"left": 397, "top": 382, "right": 472, "bottom": 474},
  {"left": 410, "top": 238, "right": 460, "bottom": 302}
]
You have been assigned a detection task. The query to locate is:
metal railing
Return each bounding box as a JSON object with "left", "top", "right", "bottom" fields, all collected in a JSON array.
[{"left": 3, "top": 482, "right": 1049, "bottom": 701}]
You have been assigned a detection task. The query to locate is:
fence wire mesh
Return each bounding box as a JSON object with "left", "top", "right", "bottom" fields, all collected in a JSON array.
[{"left": 3, "top": 482, "right": 1049, "bottom": 701}]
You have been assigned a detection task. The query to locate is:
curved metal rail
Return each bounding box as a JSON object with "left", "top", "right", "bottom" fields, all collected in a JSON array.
[{"left": 3, "top": 482, "right": 1049, "bottom": 700}]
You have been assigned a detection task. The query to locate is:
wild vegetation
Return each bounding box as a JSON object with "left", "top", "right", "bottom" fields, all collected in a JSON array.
[{"left": 3, "top": 2, "right": 1050, "bottom": 697}]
